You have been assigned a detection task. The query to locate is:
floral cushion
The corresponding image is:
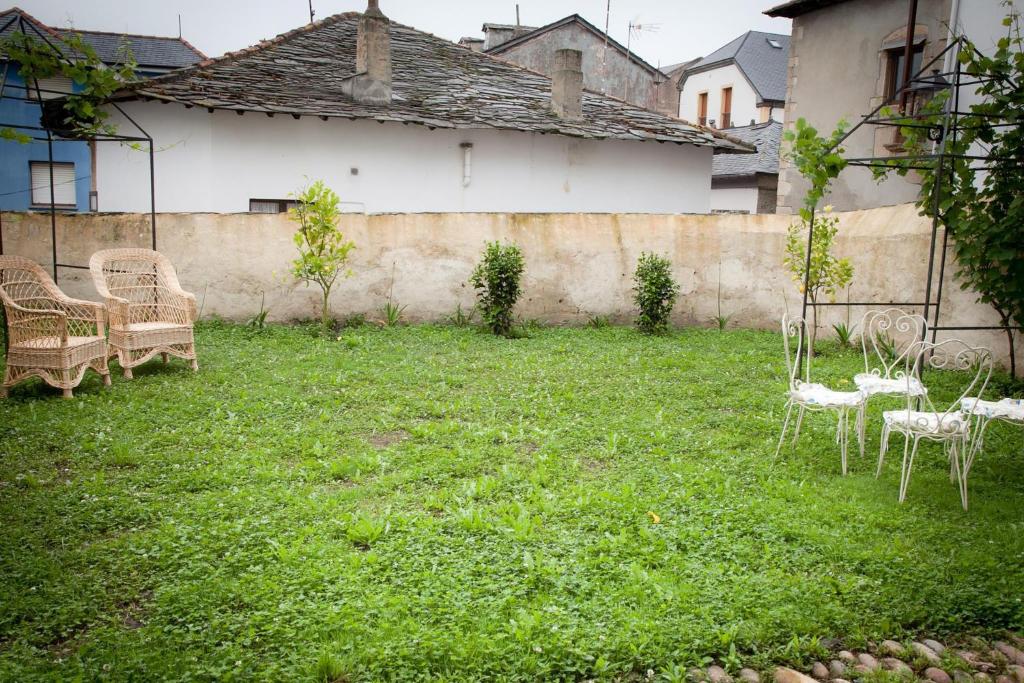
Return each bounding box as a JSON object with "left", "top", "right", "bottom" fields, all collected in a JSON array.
[
  {"left": 961, "top": 397, "right": 1024, "bottom": 423},
  {"left": 883, "top": 409, "right": 969, "bottom": 434},
  {"left": 854, "top": 373, "right": 926, "bottom": 397},
  {"left": 791, "top": 382, "right": 864, "bottom": 408}
]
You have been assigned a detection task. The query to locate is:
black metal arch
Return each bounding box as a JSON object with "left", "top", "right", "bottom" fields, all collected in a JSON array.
[
  {"left": 0, "top": 10, "right": 157, "bottom": 283},
  {"left": 798, "top": 27, "right": 1024, "bottom": 368}
]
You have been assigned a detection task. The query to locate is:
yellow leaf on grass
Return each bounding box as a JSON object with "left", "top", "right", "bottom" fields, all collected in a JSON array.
[{"left": 647, "top": 511, "right": 661, "bottom": 524}]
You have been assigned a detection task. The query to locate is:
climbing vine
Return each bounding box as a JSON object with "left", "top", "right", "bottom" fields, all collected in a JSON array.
[
  {"left": 874, "top": 5, "right": 1024, "bottom": 376},
  {"left": 0, "top": 31, "right": 136, "bottom": 142}
]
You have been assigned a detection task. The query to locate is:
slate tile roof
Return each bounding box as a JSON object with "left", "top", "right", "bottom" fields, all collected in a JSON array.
[
  {"left": 60, "top": 30, "right": 205, "bottom": 69},
  {"left": 0, "top": 7, "right": 205, "bottom": 70},
  {"left": 116, "top": 12, "right": 753, "bottom": 152},
  {"left": 764, "top": 0, "right": 852, "bottom": 18},
  {"left": 683, "top": 30, "right": 790, "bottom": 105},
  {"left": 711, "top": 120, "right": 782, "bottom": 178}
]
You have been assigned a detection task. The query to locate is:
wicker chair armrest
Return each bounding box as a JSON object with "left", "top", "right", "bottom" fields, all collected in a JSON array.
[
  {"left": 59, "top": 298, "right": 106, "bottom": 336},
  {"left": 3, "top": 303, "right": 68, "bottom": 345},
  {"left": 101, "top": 295, "right": 131, "bottom": 327},
  {"left": 156, "top": 287, "right": 197, "bottom": 324}
]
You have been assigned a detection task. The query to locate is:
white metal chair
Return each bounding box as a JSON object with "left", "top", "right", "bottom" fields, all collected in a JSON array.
[
  {"left": 879, "top": 339, "right": 992, "bottom": 510},
  {"left": 855, "top": 308, "right": 929, "bottom": 470},
  {"left": 776, "top": 315, "right": 866, "bottom": 475},
  {"left": 959, "top": 396, "right": 1024, "bottom": 490}
]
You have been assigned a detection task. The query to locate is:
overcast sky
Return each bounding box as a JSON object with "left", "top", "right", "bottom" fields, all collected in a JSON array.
[{"left": 19, "top": 0, "right": 791, "bottom": 70}]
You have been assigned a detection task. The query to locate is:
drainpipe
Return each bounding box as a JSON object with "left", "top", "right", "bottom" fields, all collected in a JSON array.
[{"left": 899, "top": 0, "right": 920, "bottom": 112}]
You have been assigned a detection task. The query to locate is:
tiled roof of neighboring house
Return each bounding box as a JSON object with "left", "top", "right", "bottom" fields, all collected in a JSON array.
[
  {"left": 485, "top": 14, "right": 666, "bottom": 77},
  {"left": 764, "top": 0, "right": 852, "bottom": 18},
  {"left": 116, "top": 12, "right": 753, "bottom": 152},
  {"left": 661, "top": 58, "right": 701, "bottom": 76},
  {"left": 0, "top": 7, "right": 205, "bottom": 70},
  {"left": 712, "top": 120, "right": 782, "bottom": 178},
  {"left": 681, "top": 30, "right": 790, "bottom": 104},
  {"left": 482, "top": 22, "right": 538, "bottom": 32},
  {"left": 59, "top": 29, "right": 205, "bottom": 69}
]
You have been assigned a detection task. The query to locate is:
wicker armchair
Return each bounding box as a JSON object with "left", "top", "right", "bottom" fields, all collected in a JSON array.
[
  {"left": 0, "top": 256, "right": 110, "bottom": 398},
  {"left": 89, "top": 248, "right": 198, "bottom": 378}
]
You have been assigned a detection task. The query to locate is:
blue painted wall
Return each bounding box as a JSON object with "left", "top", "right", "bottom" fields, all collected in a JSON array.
[{"left": 0, "top": 66, "right": 92, "bottom": 212}]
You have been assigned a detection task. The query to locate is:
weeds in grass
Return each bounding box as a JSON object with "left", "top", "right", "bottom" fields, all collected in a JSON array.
[
  {"left": 587, "top": 314, "right": 611, "bottom": 329},
  {"left": 447, "top": 303, "right": 476, "bottom": 327},
  {"left": 246, "top": 291, "right": 270, "bottom": 330},
  {"left": 379, "top": 300, "right": 406, "bottom": 327},
  {"left": 1, "top": 322, "right": 1022, "bottom": 680},
  {"left": 833, "top": 321, "right": 857, "bottom": 348},
  {"left": 345, "top": 514, "right": 386, "bottom": 548}
]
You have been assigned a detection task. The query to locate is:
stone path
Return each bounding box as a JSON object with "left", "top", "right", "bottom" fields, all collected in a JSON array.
[{"left": 687, "top": 634, "right": 1024, "bottom": 683}]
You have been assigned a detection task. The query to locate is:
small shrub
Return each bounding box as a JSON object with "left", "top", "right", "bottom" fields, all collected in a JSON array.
[
  {"left": 470, "top": 241, "right": 525, "bottom": 337},
  {"left": 290, "top": 180, "right": 355, "bottom": 334},
  {"left": 340, "top": 313, "right": 366, "bottom": 329},
  {"left": 632, "top": 252, "right": 680, "bottom": 334},
  {"left": 587, "top": 314, "right": 610, "bottom": 329}
]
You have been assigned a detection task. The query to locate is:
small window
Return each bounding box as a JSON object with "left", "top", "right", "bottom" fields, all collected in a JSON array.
[
  {"left": 767, "top": 39, "right": 782, "bottom": 49},
  {"left": 697, "top": 92, "right": 708, "bottom": 127},
  {"left": 249, "top": 199, "right": 298, "bottom": 213},
  {"left": 30, "top": 161, "right": 76, "bottom": 207},
  {"left": 720, "top": 87, "right": 733, "bottom": 128},
  {"left": 885, "top": 42, "right": 925, "bottom": 103}
]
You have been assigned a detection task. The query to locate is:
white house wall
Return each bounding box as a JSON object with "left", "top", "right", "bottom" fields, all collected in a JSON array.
[
  {"left": 678, "top": 64, "right": 760, "bottom": 128},
  {"left": 710, "top": 186, "right": 758, "bottom": 214},
  {"left": 96, "top": 103, "right": 714, "bottom": 214}
]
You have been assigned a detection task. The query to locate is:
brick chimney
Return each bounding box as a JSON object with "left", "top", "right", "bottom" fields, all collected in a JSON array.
[
  {"left": 341, "top": 0, "right": 392, "bottom": 105},
  {"left": 551, "top": 48, "right": 583, "bottom": 121}
]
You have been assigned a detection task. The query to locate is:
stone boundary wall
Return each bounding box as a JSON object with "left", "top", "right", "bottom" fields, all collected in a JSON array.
[{"left": 1, "top": 205, "right": 1019, "bottom": 365}]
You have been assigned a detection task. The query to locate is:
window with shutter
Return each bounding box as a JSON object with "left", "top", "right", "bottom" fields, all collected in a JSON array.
[
  {"left": 27, "top": 76, "right": 74, "bottom": 100},
  {"left": 30, "top": 161, "right": 77, "bottom": 208}
]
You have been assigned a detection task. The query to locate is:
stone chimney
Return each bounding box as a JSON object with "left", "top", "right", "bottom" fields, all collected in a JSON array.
[
  {"left": 551, "top": 48, "right": 583, "bottom": 121},
  {"left": 341, "top": 0, "right": 392, "bottom": 105}
]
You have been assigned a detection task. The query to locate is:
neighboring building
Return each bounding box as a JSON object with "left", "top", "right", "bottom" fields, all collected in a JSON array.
[
  {"left": 765, "top": 0, "right": 953, "bottom": 212},
  {"left": 0, "top": 7, "right": 204, "bottom": 212},
  {"left": 678, "top": 31, "right": 789, "bottom": 130},
  {"left": 471, "top": 15, "right": 671, "bottom": 113},
  {"left": 710, "top": 120, "right": 782, "bottom": 214},
  {"left": 655, "top": 58, "right": 700, "bottom": 117},
  {"left": 96, "top": 2, "right": 751, "bottom": 215}
]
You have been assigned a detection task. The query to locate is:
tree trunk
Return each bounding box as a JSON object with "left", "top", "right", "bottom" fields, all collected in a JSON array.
[{"left": 321, "top": 286, "right": 331, "bottom": 333}]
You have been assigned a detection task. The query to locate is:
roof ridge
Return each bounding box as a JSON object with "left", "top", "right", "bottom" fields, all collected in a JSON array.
[
  {"left": 56, "top": 27, "right": 208, "bottom": 60},
  {"left": 485, "top": 13, "right": 665, "bottom": 76},
  {"left": 125, "top": 11, "right": 359, "bottom": 90},
  {"left": 0, "top": 6, "right": 65, "bottom": 40}
]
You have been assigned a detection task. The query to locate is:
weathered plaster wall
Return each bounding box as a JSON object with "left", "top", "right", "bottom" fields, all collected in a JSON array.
[
  {"left": 491, "top": 23, "right": 660, "bottom": 110},
  {"left": 2, "top": 204, "right": 1018, "bottom": 364},
  {"left": 95, "top": 103, "right": 713, "bottom": 215},
  {"left": 777, "top": 0, "right": 952, "bottom": 213}
]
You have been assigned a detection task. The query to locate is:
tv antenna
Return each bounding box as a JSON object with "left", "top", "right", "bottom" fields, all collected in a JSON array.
[
  {"left": 308, "top": 0, "right": 315, "bottom": 23},
  {"left": 625, "top": 19, "right": 659, "bottom": 100}
]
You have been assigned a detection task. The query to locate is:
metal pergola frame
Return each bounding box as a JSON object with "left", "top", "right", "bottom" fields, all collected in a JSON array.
[
  {"left": 798, "top": 26, "right": 1024, "bottom": 367},
  {"left": 0, "top": 10, "right": 157, "bottom": 284}
]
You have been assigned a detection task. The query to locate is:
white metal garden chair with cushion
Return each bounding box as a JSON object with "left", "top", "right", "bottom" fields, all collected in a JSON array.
[
  {"left": 89, "top": 248, "right": 198, "bottom": 378},
  {"left": 856, "top": 308, "right": 929, "bottom": 460},
  {"left": 879, "top": 339, "right": 992, "bottom": 510},
  {"left": 0, "top": 256, "right": 110, "bottom": 398},
  {"left": 776, "top": 315, "right": 866, "bottom": 475}
]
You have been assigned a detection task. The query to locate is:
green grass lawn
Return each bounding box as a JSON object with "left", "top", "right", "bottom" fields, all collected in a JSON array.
[{"left": 1, "top": 322, "right": 1022, "bottom": 681}]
